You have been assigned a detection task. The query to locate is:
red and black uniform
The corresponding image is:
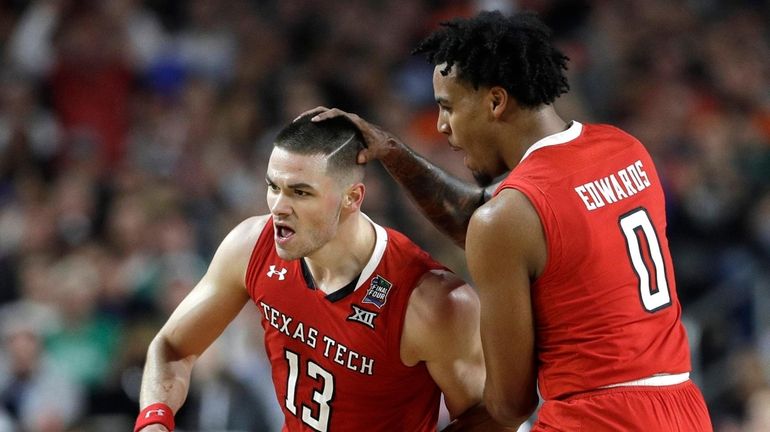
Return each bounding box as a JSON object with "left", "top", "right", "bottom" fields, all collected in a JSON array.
[
  {"left": 245, "top": 218, "right": 444, "bottom": 432},
  {"left": 495, "top": 121, "right": 712, "bottom": 431}
]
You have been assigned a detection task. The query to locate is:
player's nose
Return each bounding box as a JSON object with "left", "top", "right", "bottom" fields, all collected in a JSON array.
[
  {"left": 436, "top": 117, "right": 452, "bottom": 135},
  {"left": 437, "top": 115, "right": 451, "bottom": 135},
  {"left": 269, "top": 193, "right": 292, "bottom": 217}
]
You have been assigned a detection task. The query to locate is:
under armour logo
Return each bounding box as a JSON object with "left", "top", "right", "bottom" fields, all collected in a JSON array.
[
  {"left": 267, "top": 265, "right": 287, "bottom": 280},
  {"left": 347, "top": 305, "right": 378, "bottom": 329},
  {"left": 145, "top": 408, "right": 167, "bottom": 418}
]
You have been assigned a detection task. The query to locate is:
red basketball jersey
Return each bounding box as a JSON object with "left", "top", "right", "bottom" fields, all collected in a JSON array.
[
  {"left": 494, "top": 122, "right": 692, "bottom": 400},
  {"left": 245, "top": 217, "right": 444, "bottom": 431}
]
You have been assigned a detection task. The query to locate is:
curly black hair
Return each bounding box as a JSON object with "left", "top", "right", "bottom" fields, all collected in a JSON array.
[{"left": 413, "top": 10, "right": 570, "bottom": 108}]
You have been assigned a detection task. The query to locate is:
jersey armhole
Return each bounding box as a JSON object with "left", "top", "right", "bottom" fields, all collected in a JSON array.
[{"left": 497, "top": 180, "right": 563, "bottom": 284}]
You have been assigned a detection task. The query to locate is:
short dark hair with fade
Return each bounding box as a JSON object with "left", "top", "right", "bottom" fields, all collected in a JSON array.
[
  {"left": 274, "top": 114, "right": 365, "bottom": 181},
  {"left": 413, "top": 10, "right": 570, "bottom": 108}
]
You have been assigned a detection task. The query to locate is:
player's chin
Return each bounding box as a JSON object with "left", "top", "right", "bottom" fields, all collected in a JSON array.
[{"left": 275, "top": 245, "right": 300, "bottom": 261}]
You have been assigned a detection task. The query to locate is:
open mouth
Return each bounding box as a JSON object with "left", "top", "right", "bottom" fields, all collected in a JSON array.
[{"left": 274, "top": 223, "right": 296, "bottom": 243}]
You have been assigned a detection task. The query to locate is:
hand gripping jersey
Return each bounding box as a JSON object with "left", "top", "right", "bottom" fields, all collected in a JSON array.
[
  {"left": 245, "top": 217, "right": 444, "bottom": 431},
  {"left": 494, "top": 121, "right": 692, "bottom": 400}
]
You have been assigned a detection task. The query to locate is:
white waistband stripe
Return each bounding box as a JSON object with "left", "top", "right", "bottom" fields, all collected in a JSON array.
[{"left": 602, "top": 372, "right": 690, "bottom": 388}]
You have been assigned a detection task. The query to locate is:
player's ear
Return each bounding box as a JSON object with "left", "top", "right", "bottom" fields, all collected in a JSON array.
[
  {"left": 489, "top": 86, "right": 508, "bottom": 119},
  {"left": 343, "top": 183, "right": 365, "bottom": 211}
]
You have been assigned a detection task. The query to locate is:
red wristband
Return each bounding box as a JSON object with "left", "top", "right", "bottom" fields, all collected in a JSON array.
[{"left": 135, "top": 403, "right": 175, "bottom": 432}]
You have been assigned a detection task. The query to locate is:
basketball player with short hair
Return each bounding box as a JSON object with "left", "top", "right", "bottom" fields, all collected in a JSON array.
[{"left": 135, "top": 115, "right": 513, "bottom": 431}]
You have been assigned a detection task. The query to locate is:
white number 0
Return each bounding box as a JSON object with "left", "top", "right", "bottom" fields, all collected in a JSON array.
[
  {"left": 618, "top": 208, "right": 672, "bottom": 312},
  {"left": 284, "top": 350, "right": 334, "bottom": 432}
]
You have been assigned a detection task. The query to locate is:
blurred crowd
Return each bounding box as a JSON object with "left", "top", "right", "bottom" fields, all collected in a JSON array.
[{"left": 0, "top": 0, "right": 767, "bottom": 431}]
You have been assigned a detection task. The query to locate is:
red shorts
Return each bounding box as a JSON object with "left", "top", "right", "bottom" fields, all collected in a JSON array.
[{"left": 532, "top": 380, "right": 713, "bottom": 431}]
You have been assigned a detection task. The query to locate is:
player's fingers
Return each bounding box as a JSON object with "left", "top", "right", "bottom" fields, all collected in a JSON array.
[
  {"left": 357, "top": 149, "right": 370, "bottom": 164},
  {"left": 294, "top": 106, "right": 329, "bottom": 122},
  {"left": 310, "top": 107, "right": 343, "bottom": 121},
  {"left": 311, "top": 107, "right": 359, "bottom": 122}
]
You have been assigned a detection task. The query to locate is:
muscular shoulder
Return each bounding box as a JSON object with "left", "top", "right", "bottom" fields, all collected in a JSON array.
[
  {"left": 223, "top": 215, "right": 271, "bottom": 252},
  {"left": 208, "top": 215, "right": 271, "bottom": 285},
  {"left": 409, "top": 270, "right": 477, "bottom": 327},
  {"left": 468, "top": 189, "right": 546, "bottom": 280},
  {"left": 215, "top": 215, "right": 270, "bottom": 259},
  {"left": 472, "top": 189, "right": 537, "bottom": 231},
  {"left": 401, "top": 269, "right": 480, "bottom": 365}
]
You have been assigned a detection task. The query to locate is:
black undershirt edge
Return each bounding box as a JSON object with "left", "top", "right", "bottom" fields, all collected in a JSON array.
[{"left": 300, "top": 258, "right": 361, "bottom": 302}]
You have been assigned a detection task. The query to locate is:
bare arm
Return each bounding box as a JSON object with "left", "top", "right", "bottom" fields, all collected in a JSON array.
[
  {"left": 401, "top": 270, "right": 516, "bottom": 431},
  {"left": 373, "top": 143, "right": 491, "bottom": 249},
  {"left": 305, "top": 107, "right": 496, "bottom": 248},
  {"left": 137, "top": 216, "right": 268, "bottom": 431},
  {"left": 466, "top": 190, "right": 544, "bottom": 427}
]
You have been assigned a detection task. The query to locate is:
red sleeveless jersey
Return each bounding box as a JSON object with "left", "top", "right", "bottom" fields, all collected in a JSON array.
[
  {"left": 494, "top": 122, "right": 692, "bottom": 400},
  {"left": 245, "top": 217, "right": 444, "bottom": 431}
]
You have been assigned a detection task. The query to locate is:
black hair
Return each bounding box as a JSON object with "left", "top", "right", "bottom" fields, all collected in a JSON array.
[
  {"left": 413, "top": 10, "right": 569, "bottom": 108},
  {"left": 274, "top": 114, "right": 365, "bottom": 179}
]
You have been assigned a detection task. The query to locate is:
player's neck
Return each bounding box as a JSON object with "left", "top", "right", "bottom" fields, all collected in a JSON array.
[
  {"left": 304, "top": 213, "right": 375, "bottom": 295},
  {"left": 503, "top": 106, "right": 568, "bottom": 168}
]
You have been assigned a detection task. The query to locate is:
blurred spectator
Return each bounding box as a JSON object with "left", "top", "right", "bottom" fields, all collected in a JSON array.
[
  {"left": 175, "top": 334, "right": 275, "bottom": 431},
  {"left": 743, "top": 386, "right": 770, "bottom": 432},
  {"left": 44, "top": 254, "right": 123, "bottom": 391},
  {"left": 0, "top": 302, "right": 84, "bottom": 431},
  {"left": 172, "top": 0, "right": 236, "bottom": 85},
  {"left": 49, "top": 3, "right": 135, "bottom": 171},
  {"left": 0, "top": 0, "right": 767, "bottom": 429},
  {"left": 104, "top": 0, "right": 168, "bottom": 71},
  {"left": 0, "top": 71, "right": 61, "bottom": 186}
]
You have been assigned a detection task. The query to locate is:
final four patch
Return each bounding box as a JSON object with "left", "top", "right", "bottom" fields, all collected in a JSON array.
[{"left": 362, "top": 275, "right": 392, "bottom": 309}]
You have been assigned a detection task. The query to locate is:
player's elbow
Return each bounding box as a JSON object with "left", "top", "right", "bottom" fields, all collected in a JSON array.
[
  {"left": 148, "top": 333, "right": 194, "bottom": 365},
  {"left": 483, "top": 389, "right": 537, "bottom": 427}
]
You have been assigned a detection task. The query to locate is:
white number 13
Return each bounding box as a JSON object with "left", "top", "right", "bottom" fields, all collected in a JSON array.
[
  {"left": 619, "top": 208, "right": 672, "bottom": 312},
  {"left": 284, "top": 350, "right": 334, "bottom": 431}
]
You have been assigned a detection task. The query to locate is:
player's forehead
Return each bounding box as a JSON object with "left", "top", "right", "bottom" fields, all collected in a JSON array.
[
  {"left": 266, "top": 147, "right": 330, "bottom": 185},
  {"left": 433, "top": 63, "right": 472, "bottom": 99}
]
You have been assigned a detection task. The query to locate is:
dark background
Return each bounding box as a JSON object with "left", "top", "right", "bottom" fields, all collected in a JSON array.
[{"left": 0, "top": 0, "right": 768, "bottom": 430}]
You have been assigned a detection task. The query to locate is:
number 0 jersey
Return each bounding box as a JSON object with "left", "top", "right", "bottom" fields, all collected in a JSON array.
[
  {"left": 494, "top": 121, "right": 692, "bottom": 400},
  {"left": 245, "top": 216, "right": 444, "bottom": 431}
]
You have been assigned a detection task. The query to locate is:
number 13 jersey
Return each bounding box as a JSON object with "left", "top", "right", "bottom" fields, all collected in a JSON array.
[
  {"left": 245, "top": 216, "right": 444, "bottom": 431},
  {"left": 494, "top": 121, "right": 692, "bottom": 401}
]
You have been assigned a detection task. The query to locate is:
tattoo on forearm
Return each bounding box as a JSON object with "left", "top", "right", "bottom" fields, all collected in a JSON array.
[{"left": 380, "top": 146, "right": 484, "bottom": 247}]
